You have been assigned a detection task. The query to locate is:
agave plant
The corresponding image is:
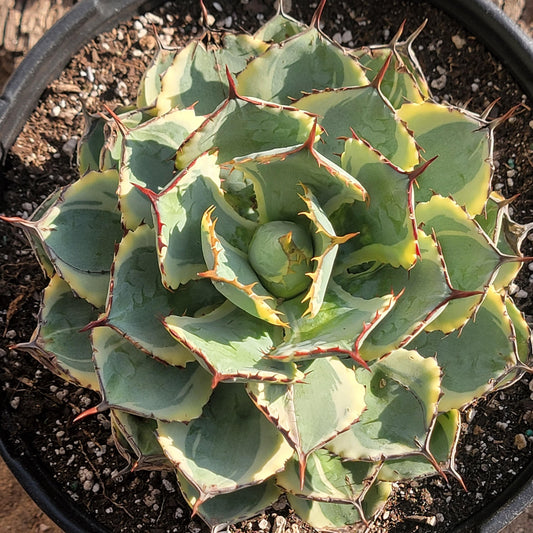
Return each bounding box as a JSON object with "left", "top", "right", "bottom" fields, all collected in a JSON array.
[{"left": 2, "top": 0, "right": 532, "bottom": 529}]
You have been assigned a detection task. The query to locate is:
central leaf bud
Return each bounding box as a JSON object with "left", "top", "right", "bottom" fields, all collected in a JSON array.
[{"left": 248, "top": 221, "right": 314, "bottom": 299}]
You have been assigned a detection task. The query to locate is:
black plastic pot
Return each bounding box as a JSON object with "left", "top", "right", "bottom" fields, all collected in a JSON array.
[{"left": 0, "top": 1, "right": 532, "bottom": 532}]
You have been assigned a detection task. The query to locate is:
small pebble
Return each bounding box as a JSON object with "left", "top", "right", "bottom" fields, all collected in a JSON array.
[
  {"left": 451, "top": 34, "right": 466, "bottom": 49},
  {"left": 341, "top": 30, "right": 353, "bottom": 43},
  {"left": 10, "top": 397, "right": 20, "bottom": 409},
  {"left": 258, "top": 518, "right": 269, "bottom": 530},
  {"left": 431, "top": 74, "right": 447, "bottom": 90},
  {"left": 514, "top": 433, "right": 527, "bottom": 450}
]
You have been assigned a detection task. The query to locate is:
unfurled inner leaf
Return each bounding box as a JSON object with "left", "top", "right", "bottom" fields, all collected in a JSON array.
[
  {"left": 200, "top": 207, "right": 284, "bottom": 326},
  {"left": 232, "top": 134, "right": 366, "bottom": 225}
]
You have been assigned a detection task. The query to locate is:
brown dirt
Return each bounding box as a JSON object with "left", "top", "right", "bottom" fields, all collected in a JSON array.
[{"left": 1, "top": 1, "right": 533, "bottom": 533}]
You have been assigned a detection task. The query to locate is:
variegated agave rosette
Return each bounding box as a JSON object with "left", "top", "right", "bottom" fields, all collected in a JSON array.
[{"left": 3, "top": 0, "right": 533, "bottom": 529}]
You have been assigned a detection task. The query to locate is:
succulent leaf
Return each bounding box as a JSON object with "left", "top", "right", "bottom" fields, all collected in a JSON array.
[
  {"left": 338, "top": 232, "right": 452, "bottom": 361},
  {"left": 416, "top": 195, "right": 505, "bottom": 333},
  {"left": 143, "top": 152, "right": 257, "bottom": 289},
  {"left": 287, "top": 480, "right": 391, "bottom": 531},
  {"left": 253, "top": 5, "right": 307, "bottom": 43},
  {"left": 353, "top": 23, "right": 430, "bottom": 108},
  {"left": 277, "top": 449, "right": 379, "bottom": 505},
  {"left": 327, "top": 349, "right": 441, "bottom": 461},
  {"left": 102, "top": 225, "right": 223, "bottom": 366},
  {"left": 398, "top": 102, "right": 492, "bottom": 215},
  {"left": 119, "top": 107, "right": 204, "bottom": 229},
  {"left": 177, "top": 473, "right": 282, "bottom": 527},
  {"left": 270, "top": 281, "right": 395, "bottom": 363},
  {"left": 175, "top": 90, "right": 318, "bottom": 169},
  {"left": 15, "top": 275, "right": 99, "bottom": 389},
  {"left": 164, "top": 301, "right": 302, "bottom": 386},
  {"left": 157, "top": 384, "right": 294, "bottom": 501},
  {"left": 93, "top": 326, "right": 213, "bottom": 422},
  {"left": 111, "top": 410, "right": 170, "bottom": 471},
  {"left": 339, "top": 136, "right": 420, "bottom": 269},
  {"left": 408, "top": 287, "right": 518, "bottom": 411},
  {"left": 137, "top": 47, "right": 176, "bottom": 109},
  {"left": 237, "top": 28, "right": 368, "bottom": 104},
  {"left": 379, "top": 409, "right": 461, "bottom": 481},
  {"left": 248, "top": 357, "right": 366, "bottom": 480},
  {"left": 295, "top": 84, "right": 419, "bottom": 169},
  {"left": 10, "top": 169, "right": 121, "bottom": 308},
  {"left": 231, "top": 131, "right": 367, "bottom": 224}
]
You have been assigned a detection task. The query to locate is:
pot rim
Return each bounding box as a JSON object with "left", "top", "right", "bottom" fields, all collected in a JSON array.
[{"left": 1, "top": 1, "right": 532, "bottom": 532}]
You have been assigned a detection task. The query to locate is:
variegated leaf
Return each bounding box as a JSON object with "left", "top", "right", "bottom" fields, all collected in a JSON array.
[
  {"left": 164, "top": 301, "right": 302, "bottom": 386},
  {"left": 200, "top": 208, "right": 284, "bottom": 326},
  {"left": 248, "top": 357, "right": 366, "bottom": 481},
  {"left": 287, "top": 480, "right": 391, "bottom": 530},
  {"left": 101, "top": 225, "right": 223, "bottom": 366},
  {"left": 14, "top": 275, "right": 99, "bottom": 390},
  {"left": 141, "top": 152, "right": 257, "bottom": 289},
  {"left": 175, "top": 90, "right": 318, "bottom": 169},
  {"left": 276, "top": 448, "right": 379, "bottom": 504},
  {"left": 92, "top": 326, "right": 213, "bottom": 422},
  {"left": 398, "top": 102, "right": 492, "bottom": 215},
  {"left": 416, "top": 195, "right": 505, "bottom": 333},
  {"left": 337, "top": 232, "right": 452, "bottom": 361},
  {"left": 156, "top": 34, "right": 266, "bottom": 116},
  {"left": 327, "top": 349, "right": 441, "bottom": 461},
  {"left": 231, "top": 130, "right": 366, "bottom": 224},
  {"left": 379, "top": 409, "right": 461, "bottom": 482},
  {"left": 407, "top": 287, "right": 518, "bottom": 411},
  {"left": 111, "top": 410, "right": 170, "bottom": 471},
  {"left": 157, "top": 384, "right": 293, "bottom": 501},
  {"left": 136, "top": 47, "right": 176, "bottom": 109},
  {"left": 253, "top": 5, "right": 307, "bottom": 43},
  {"left": 353, "top": 26, "right": 430, "bottom": 109},
  {"left": 177, "top": 472, "right": 282, "bottom": 527},
  {"left": 237, "top": 28, "right": 368, "bottom": 104},
  {"left": 295, "top": 85, "right": 418, "bottom": 169},
  {"left": 3, "top": 170, "right": 121, "bottom": 308},
  {"left": 339, "top": 136, "right": 420, "bottom": 269},
  {"left": 119, "top": 107, "right": 204, "bottom": 229},
  {"left": 269, "top": 281, "right": 395, "bottom": 363}
]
